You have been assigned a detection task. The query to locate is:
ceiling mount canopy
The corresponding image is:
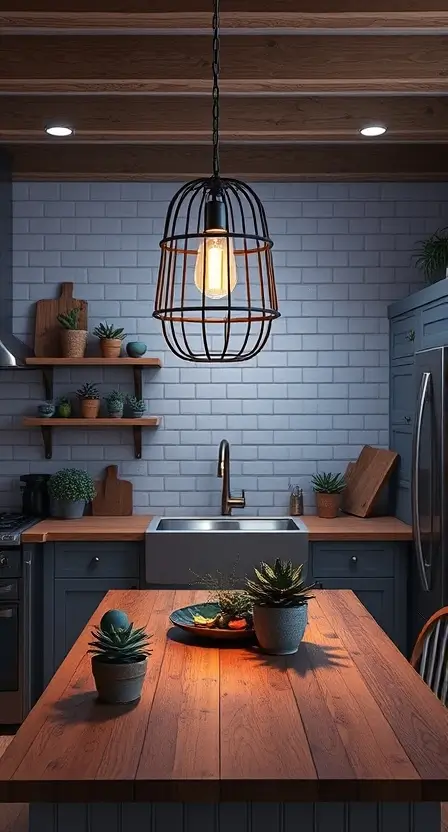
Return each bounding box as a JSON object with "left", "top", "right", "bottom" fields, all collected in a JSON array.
[{"left": 153, "top": 0, "right": 280, "bottom": 363}]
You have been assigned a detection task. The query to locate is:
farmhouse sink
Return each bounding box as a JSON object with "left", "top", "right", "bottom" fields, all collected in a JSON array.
[{"left": 145, "top": 516, "right": 309, "bottom": 587}]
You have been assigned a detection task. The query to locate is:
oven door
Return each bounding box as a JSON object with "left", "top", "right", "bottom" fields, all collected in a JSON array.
[{"left": 0, "top": 576, "right": 21, "bottom": 723}]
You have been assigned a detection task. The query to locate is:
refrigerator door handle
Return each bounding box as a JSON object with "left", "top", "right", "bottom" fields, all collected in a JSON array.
[{"left": 412, "top": 371, "right": 431, "bottom": 592}]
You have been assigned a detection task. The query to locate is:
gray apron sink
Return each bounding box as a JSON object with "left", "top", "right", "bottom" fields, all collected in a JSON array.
[{"left": 144, "top": 516, "right": 309, "bottom": 587}]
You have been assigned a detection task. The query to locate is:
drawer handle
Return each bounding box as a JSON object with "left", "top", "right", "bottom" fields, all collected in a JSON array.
[
  {"left": 91, "top": 557, "right": 100, "bottom": 565},
  {"left": 405, "top": 329, "right": 415, "bottom": 342},
  {"left": 351, "top": 556, "right": 358, "bottom": 563},
  {"left": 0, "top": 609, "right": 13, "bottom": 618},
  {"left": 404, "top": 415, "right": 411, "bottom": 424},
  {"left": 0, "top": 584, "right": 13, "bottom": 595},
  {"left": 0, "top": 556, "right": 8, "bottom": 568}
]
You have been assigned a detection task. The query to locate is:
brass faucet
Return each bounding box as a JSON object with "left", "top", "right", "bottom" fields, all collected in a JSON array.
[{"left": 217, "top": 439, "right": 246, "bottom": 516}]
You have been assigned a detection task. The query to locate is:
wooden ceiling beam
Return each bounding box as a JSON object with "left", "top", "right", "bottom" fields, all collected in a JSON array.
[
  {"left": 2, "top": 1, "right": 448, "bottom": 31},
  {"left": 2, "top": 95, "right": 448, "bottom": 143},
  {"left": 9, "top": 142, "right": 448, "bottom": 181},
  {"left": 1, "top": 35, "right": 448, "bottom": 94}
]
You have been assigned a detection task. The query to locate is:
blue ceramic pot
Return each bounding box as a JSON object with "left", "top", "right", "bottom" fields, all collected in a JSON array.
[{"left": 126, "top": 341, "right": 147, "bottom": 358}]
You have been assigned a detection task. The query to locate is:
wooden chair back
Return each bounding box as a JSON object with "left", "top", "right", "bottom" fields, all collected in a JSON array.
[{"left": 410, "top": 607, "right": 448, "bottom": 705}]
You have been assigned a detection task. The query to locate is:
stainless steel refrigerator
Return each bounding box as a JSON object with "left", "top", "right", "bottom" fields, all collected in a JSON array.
[{"left": 412, "top": 347, "right": 448, "bottom": 643}]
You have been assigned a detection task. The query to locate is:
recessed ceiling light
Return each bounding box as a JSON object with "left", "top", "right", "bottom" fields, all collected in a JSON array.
[
  {"left": 45, "top": 125, "right": 74, "bottom": 137},
  {"left": 360, "top": 125, "right": 387, "bottom": 137}
]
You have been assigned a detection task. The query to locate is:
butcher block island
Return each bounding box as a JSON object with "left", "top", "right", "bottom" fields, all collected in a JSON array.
[{"left": 0, "top": 590, "right": 446, "bottom": 832}]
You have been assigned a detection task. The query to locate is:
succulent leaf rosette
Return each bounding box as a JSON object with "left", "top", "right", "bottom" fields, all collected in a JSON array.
[
  {"left": 246, "top": 559, "right": 315, "bottom": 608},
  {"left": 311, "top": 472, "right": 346, "bottom": 494}
]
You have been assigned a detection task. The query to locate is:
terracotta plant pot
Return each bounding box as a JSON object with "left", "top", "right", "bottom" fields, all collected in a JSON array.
[
  {"left": 92, "top": 656, "right": 147, "bottom": 704},
  {"left": 80, "top": 399, "right": 100, "bottom": 419},
  {"left": 315, "top": 492, "right": 342, "bottom": 519},
  {"left": 60, "top": 329, "right": 88, "bottom": 359},
  {"left": 100, "top": 339, "right": 122, "bottom": 359}
]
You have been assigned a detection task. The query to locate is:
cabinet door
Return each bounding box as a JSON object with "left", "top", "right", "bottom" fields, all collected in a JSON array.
[
  {"left": 314, "top": 578, "right": 395, "bottom": 643},
  {"left": 53, "top": 578, "right": 138, "bottom": 674},
  {"left": 390, "top": 362, "right": 415, "bottom": 427}
]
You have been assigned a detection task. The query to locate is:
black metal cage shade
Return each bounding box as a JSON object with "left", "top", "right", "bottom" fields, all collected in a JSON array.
[{"left": 153, "top": 177, "right": 280, "bottom": 363}]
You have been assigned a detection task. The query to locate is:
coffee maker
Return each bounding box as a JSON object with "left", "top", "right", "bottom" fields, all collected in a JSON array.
[{"left": 20, "top": 474, "right": 51, "bottom": 518}]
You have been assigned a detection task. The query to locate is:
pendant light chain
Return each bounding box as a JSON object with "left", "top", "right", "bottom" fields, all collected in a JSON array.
[{"left": 212, "top": 0, "right": 221, "bottom": 180}]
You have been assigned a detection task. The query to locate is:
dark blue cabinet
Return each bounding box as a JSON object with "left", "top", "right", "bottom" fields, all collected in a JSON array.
[
  {"left": 309, "top": 541, "right": 408, "bottom": 653},
  {"left": 43, "top": 542, "right": 141, "bottom": 684}
]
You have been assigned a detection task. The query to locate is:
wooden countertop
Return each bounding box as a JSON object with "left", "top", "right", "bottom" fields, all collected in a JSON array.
[
  {"left": 22, "top": 514, "right": 413, "bottom": 543},
  {"left": 1, "top": 588, "right": 446, "bottom": 804}
]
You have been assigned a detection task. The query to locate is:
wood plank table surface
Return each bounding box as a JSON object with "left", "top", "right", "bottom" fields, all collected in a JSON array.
[
  {"left": 21, "top": 514, "right": 413, "bottom": 542},
  {"left": 0, "top": 589, "right": 445, "bottom": 832}
]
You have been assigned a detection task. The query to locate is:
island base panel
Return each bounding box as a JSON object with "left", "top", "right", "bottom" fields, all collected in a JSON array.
[{"left": 29, "top": 802, "right": 441, "bottom": 832}]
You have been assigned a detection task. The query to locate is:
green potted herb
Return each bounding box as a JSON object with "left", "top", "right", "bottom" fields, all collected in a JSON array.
[
  {"left": 89, "top": 608, "right": 152, "bottom": 704},
  {"left": 414, "top": 227, "right": 448, "bottom": 284},
  {"left": 57, "top": 306, "right": 87, "bottom": 358},
  {"left": 56, "top": 396, "right": 72, "bottom": 418},
  {"left": 76, "top": 382, "right": 101, "bottom": 419},
  {"left": 311, "top": 472, "right": 346, "bottom": 518},
  {"left": 93, "top": 321, "right": 127, "bottom": 359},
  {"left": 105, "top": 389, "right": 125, "bottom": 419},
  {"left": 126, "top": 395, "right": 146, "bottom": 418},
  {"left": 37, "top": 400, "right": 55, "bottom": 418},
  {"left": 48, "top": 468, "right": 96, "bottom": 519},
  {"left": 246, "top": 559, "right": 314, "bottom": 655}
]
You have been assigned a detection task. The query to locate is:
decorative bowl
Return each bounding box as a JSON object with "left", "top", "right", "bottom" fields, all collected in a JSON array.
[
  {"left": 126, "top": 341, "right": 147, "bottom": 358},
  {"left": 170, "top": 603, "right": 255, "bottom": 641}
]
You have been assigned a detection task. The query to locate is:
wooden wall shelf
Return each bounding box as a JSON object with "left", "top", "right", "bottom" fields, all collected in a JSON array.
[
  {"left": 23, "top": 417, "right": 161, "bottom": 460},
  {"left": 25, "top": 355, "right": 162, "bottom": 399}
]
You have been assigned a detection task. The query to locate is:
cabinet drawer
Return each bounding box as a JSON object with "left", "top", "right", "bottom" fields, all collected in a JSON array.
[
  {"left": 312, "top": 543, "right": 395, "bottom": 578},
  {"left": 421, "top": 297, "right": 448, "bottom": 350},
  {"left": 54, "top": 542, "right": 140, "bottom": 578},
  {"left": 390, "top": 313, "right": 418, "bottom": 360}
]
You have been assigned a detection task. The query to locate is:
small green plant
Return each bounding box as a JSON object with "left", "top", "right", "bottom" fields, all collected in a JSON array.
[
  {"left": 38, "top": 400, "right": 55, "bottom": 416},
  {"left": 57, "top": 307, "right": 81, "bottom": 330},
  {"left": 246, "top": 559, "right": 314, "bottom": 608},
  {"left": 57, "top": 396, "right": 72, "bottom": 417},
  {"left": 311, "top": 472, "right": 346, "bottom": 494},
  {"left": 76, "top": 382, "right": 100, "bottom": 400},
  {"left": 106, "top": 390, "right": 125, "bottom": 406},
  {"left": 126, "top": 395, "right": 146, "bottom": 415},
  {"left": 88, "top": 620, "right": 152, "bottom": 664},
  {"left": 93, "top": 321, "right": 127, "bottom": 341},
  {"left": 414, "top": 228, "right": 448, "bottom": 283},
  {"left": 48, "top": 468, "right": 96, "bottom": 503}
]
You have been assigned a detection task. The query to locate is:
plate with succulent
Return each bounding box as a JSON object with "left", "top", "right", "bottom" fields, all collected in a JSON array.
[{"left": 170, "top": 568, "right": 254, "bottom": 640}]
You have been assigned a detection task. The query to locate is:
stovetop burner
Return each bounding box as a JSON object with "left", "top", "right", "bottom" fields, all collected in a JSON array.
[{"left": 0, "top": 513, "right": 40, "bottom": 544}]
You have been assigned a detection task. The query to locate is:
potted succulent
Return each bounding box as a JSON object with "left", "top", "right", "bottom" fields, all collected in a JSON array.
[
  {"left": 93, "top": 321, "right": 127, "bottom": 359},
  {"left": 246, "top": 559, "right": 314, "bottom": 655},
  {"left": 311, "top": 472, "right": 346, "bottom": 519},
  {"left": 56, "top": 396, "right": 72, "bottom": 418},
  {"left": 89, "top": 608, "right": 152, "bottom": 704},
  {"left": 57, "top": 307, "right": 88, "bottom": 358},
  {"left": 126, "top": 395, "right": 146, "bottom": 418},
  {"left": 76, "top": 382, "right": 101, "bottom": 419},
  {"left": 37, "top": 400, "right": 55, "bottom": 418},
  {"left": 48, "top": 467, "right": 96, "bottom": 519},
  {"left": 105, "top": 389, "right": 125, "bottom": 419},
  {"left": 414, "top": 227, "right": 448, "bottom": 284}
]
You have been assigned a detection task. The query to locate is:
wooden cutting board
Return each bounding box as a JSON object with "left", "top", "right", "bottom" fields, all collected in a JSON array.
[
  {"left": 34, "top": 282, "right": 88, "bottom": 357},
  {"left": 92, "top": 466, "right": 133, "bottom": 517},
  {"left": 341, "top": 446, "right": 398, "bottom": 518}
]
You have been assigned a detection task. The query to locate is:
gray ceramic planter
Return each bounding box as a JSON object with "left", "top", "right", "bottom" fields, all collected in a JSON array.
[
  {"left": 50, "top": 498, "right": 85, "bottom": 520},
  {"left": 253, "top": 604, "right": 308, "bottom": 655},
  {"left": 92, "top": 657, "right": 147, "bottom": 704}
]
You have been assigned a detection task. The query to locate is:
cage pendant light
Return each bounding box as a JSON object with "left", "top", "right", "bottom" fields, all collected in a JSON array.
[{"left": 153, "top": 0, "right": 280, "bottom": 363}]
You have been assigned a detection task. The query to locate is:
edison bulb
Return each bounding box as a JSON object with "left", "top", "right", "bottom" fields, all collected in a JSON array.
[{"left": 194, "top": 229, "right": 238, "bottom": 299}]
